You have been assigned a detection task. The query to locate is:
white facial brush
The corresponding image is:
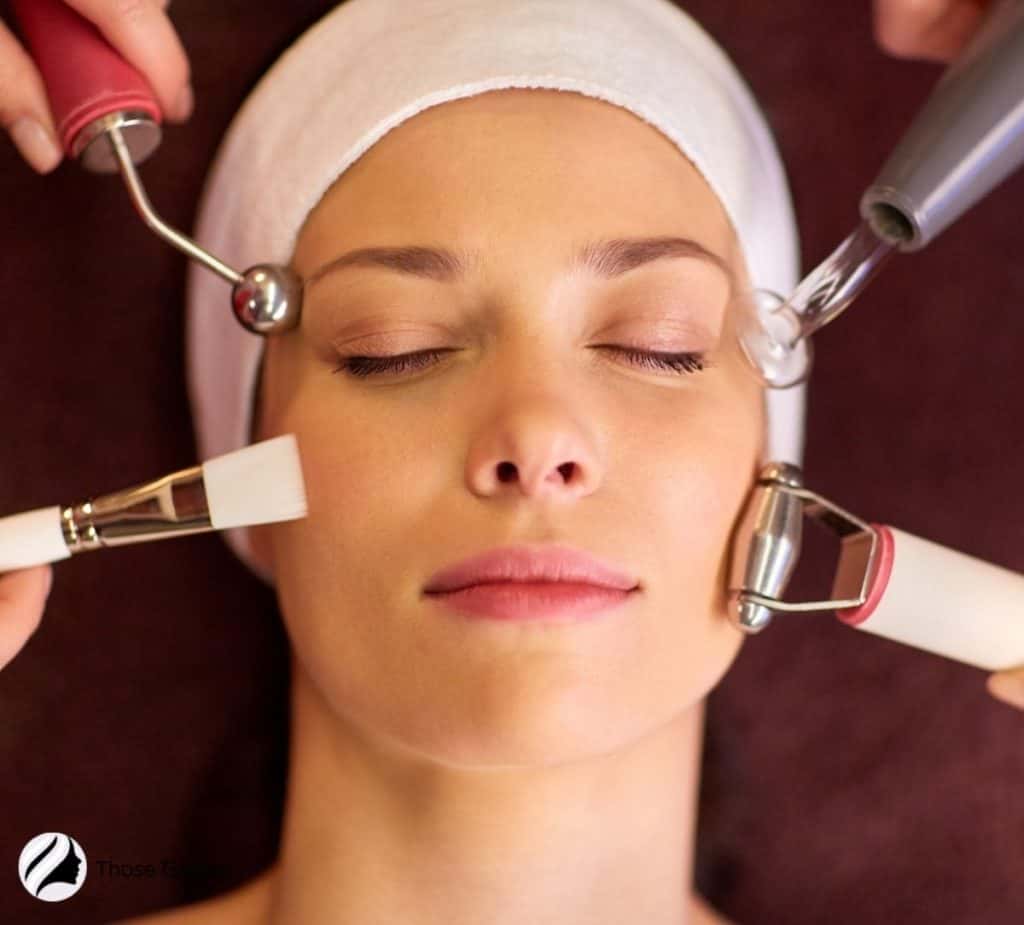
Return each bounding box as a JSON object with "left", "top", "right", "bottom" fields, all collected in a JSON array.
[{"left": 0, "top": 435, "right": 307, "bottom": 571}]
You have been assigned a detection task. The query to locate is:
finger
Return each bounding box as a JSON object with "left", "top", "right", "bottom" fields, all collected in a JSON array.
[
  {"left": 0, "top": 565, "right": 53, "bottom": 671},
  {"left": 873, "top": 0, "right": 989, "bottom": 62},
  {"left": 64, "top": 0, "right": 192, "bottom": 122},
  {"left": 986, "top": 670, "right": 1024, "bottom": 710},
  {"left": 0, "top": 19, "right": 63, "bottom": 173}
]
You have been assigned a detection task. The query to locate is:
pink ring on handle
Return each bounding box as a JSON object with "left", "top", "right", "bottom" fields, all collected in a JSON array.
[
  {"left": 835, "top": 523, "right": 895, "bottom": 626},
  {"left": 10, "top": 0, "right": 162, "bottom": 157}
]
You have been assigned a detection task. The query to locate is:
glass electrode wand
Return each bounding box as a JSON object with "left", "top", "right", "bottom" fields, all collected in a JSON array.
[{"left": 741, "top": 0, "right": 1024, "bottom": 389}]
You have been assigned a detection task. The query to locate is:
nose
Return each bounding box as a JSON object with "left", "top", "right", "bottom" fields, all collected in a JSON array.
[{"left": 466, "top": 403, "right": 602, "bottom": 501}]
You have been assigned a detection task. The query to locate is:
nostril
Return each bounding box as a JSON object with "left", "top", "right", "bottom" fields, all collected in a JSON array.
[
  {"left": 557, "top": 462, "right": 575, "bottom": 481},
  {"left": 497, "top": 461, "right": 517, "bottom": 482}
]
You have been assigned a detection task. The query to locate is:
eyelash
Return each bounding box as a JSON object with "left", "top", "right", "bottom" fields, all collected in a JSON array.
[{"left": 332, "top": 347, "right": 710, "bottom": 378}]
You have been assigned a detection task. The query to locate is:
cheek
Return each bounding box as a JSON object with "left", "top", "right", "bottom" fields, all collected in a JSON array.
[
  {"left": 621, "top": 370, "right": 763, "bottom": 640},
  {"left": 617, "top": 387, "right": 761, "bottom": 706},
  {"left": 265, "top": 363, "right": 450, "bottom": 642}
]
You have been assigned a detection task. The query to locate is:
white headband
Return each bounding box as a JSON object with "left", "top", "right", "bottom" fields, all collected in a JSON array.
[{"left": 186, "top": 0, "right": 805, "bottom": 586}]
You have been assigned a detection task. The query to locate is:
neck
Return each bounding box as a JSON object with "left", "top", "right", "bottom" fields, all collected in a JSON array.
[{"left": 259, "top": 660, "right": 708, "bottom": 924}]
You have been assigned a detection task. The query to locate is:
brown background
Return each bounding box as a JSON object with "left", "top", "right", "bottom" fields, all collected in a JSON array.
[{"left": 2, "top": 1, "right": 1023, "bottom": 922}]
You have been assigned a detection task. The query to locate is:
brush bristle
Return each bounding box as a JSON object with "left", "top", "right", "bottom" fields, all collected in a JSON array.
[{"left": 201, "top": 434, "right": 308, "bottom": 531}]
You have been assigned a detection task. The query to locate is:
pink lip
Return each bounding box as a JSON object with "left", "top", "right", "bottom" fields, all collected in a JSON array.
[
  {"left": 423, "top": 544, "right": 640, "bottom": 594},
  {"left": 424, "top": 581, "right": 636, "bottom": 622}
]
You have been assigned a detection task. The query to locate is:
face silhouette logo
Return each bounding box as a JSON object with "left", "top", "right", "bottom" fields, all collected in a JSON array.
[{"left": 18, "top": 833, "right": 87, "bottom": 902}]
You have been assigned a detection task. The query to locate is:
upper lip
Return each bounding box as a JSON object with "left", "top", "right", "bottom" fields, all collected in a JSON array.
[{"left": 423, "top": 544, "right": 640, "bottom": 594}]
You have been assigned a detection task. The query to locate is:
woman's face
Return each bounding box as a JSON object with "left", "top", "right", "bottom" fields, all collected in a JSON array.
[{"left": 252, "top": 89, "right": 763, "bottom": 767}]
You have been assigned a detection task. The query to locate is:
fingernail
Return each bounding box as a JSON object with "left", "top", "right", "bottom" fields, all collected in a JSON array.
[
  {"left": 172, "top": 83, "right": 194, "bottom": 121},
  {"left": 987, "top": 674, "right": 1024, "bottom": 709},
  {"left": 9, "top": 118, "right": 62, "bottom": 174}
]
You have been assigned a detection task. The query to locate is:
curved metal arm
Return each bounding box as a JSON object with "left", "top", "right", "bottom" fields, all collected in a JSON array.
[{"left": 106, "top": 125, "right": 244, "bottom": 287}]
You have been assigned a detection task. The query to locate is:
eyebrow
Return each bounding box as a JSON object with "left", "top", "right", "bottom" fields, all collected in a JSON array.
[{"left": 303, "top": 236, "right": 734, "bottom": 290}]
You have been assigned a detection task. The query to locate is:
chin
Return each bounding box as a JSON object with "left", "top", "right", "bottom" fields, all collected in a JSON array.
[{"left": 372, "top": 683, "right": 685, "bottom": 772}]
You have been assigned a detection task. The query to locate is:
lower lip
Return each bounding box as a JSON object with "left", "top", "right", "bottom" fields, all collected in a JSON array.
[{"left": 423, "top": 581, "right": 636, "bottom": 622}]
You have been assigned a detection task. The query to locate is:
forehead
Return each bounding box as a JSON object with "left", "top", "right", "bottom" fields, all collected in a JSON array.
[{"left": 293, "top": 88, "right": 739, "bottom": 275}]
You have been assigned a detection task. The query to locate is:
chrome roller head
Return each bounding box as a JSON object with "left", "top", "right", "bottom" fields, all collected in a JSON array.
[
  {"left": 727, "top": 462, "right": 881, "bottom": 634},
  {"left": 728, "top": 462, "right": 806, "bottom": 634},
  {"left": 232, "top": 264, "right": 304, "bottom": 335}
]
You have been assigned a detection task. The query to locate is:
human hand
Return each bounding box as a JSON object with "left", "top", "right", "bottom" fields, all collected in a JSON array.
[
  {"left": 872, "top": 0, "right": 994, "bottom": 62},
  {"left": 987, "top": 668, "right": 1024, "bottom": 709},
  {"left": 0, "top": 565, "right": 53, "bottom": 670},
  {"left": 0, "top": 0, "right": 191, "bottom": 174}
]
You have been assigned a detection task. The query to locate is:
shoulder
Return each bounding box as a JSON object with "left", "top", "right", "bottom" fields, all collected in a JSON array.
[
  {"left": 690, "top": 891, "right": 734, "bottom": 925},
  {"left": 109, "top": 868, "right": 274, "bottom": 925}
]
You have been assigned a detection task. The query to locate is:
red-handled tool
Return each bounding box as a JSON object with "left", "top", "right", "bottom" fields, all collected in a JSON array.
[
  {"left": 9, "top": 0, "right": 302, "bottom": 334},
  {"left": 10, "top": 0, "right": 162, "bottom": 171}
]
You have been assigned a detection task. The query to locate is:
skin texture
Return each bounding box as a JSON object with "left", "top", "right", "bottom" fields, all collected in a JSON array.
[{"left": 241, "top": 88, "right": 760, "bottom": 924}]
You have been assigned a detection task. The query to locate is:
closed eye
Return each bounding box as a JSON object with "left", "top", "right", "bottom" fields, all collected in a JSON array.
[{"left": 331, "top": 347, "right": 710, "bottom": 378}]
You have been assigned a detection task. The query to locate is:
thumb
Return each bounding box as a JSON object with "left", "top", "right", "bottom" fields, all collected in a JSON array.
[
  {"left": 986, "top": 668, "right": 1024, "bottom": 710},
  {"left": 0, "top": 564, "right": 53, "bottom": 670}
]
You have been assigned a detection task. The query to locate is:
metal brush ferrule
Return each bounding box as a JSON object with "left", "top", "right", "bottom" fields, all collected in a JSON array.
[
  {"left": 728, "top": 463, "right": 881, "bottom": 634},
  {"left": 60, "top": 465, "right": 214, "bottom": 554}
]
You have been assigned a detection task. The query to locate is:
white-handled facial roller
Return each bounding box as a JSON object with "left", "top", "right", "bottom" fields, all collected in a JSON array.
[
  {"left": 728, "top": 464, "right": 1024, "bottom": 672},
  {"left": 835, "top": 525, "right": 1024, "bottom": 672}
]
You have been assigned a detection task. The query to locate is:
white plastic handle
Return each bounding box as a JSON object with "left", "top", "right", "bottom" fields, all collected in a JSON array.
[
  {"left": 0, "top": 506, "right": 71, "bottom": 572},
  {"left": 836, "top": 525, "right": 1024, "bottom": 672}
]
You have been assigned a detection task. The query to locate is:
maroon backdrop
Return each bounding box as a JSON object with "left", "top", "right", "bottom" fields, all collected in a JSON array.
[{"left": 2, "top": 2, "right": 1023, "bottom": 922}]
